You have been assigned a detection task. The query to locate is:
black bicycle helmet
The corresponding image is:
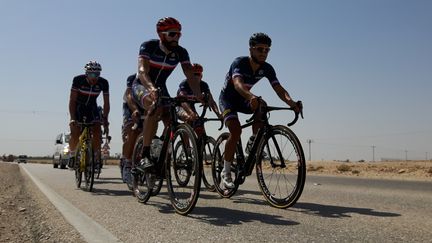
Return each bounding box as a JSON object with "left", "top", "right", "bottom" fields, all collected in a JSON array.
[{"left": 249, "top": 32, "right": 272, "bottom": 47}]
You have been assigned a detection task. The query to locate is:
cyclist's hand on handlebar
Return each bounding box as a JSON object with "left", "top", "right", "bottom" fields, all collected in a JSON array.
[
  {"left": 288, "top": 100, "right": 303, "bottom": 114},
  {"left": 249, "top": 96, "right": 260, "bottom": 111},
  {"left": 103, "top": 124, "right": 109, "bottom": 135},
  {"left": 131, "top": 110, "right": 140, "bottom": 123},
  {"left": 103, "top": 119, "right": 110, "bottom": 135},
  {"left": 149, "top": 88, "right": 158, "bottom": 102},
  {"left": 69, "top": 119, "right": 77, "bottom": 127}
]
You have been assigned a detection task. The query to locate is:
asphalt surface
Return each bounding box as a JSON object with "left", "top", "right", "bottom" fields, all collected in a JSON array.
[{"left": 20, "top": 163, "right": 432, "bottom": 242}]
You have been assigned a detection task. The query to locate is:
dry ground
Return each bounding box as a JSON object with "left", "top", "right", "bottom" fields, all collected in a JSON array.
[
  {"left": 0, "top": 162, "right": 84, "bottom": 243},
  {"left": 307, "top": 160, "right": 432, "bottom": 181}
]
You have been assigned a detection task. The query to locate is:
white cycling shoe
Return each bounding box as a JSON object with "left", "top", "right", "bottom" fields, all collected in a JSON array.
[{"left": 221, "top": 171, "right": 235, "bottom": 189}]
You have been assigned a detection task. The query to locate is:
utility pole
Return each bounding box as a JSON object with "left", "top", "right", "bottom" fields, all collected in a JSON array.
[
  {"left": 426, "top": 152, "right": 428, "bottom": 161},
  {"left": 306, "top": 139, "right": 313, "bottom": 161},
  {"left": 405, "top": 150, "right": 408, "bottom": 162},
  {"left": 371, "top": 145, "right": 376, "bottom": 162}
]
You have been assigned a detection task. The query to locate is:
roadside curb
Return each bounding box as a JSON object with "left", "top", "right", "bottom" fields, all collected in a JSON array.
[{"left": 19, "top": 164, "right": 121, "bottom": 243}]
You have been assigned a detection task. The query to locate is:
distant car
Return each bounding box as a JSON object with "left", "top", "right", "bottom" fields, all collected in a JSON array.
[
  {"left": 17, "top": 155, "right": 27, "bottom": 164},
  {"left": 53, "top": 133, "right": 70, "bottom": 169}
]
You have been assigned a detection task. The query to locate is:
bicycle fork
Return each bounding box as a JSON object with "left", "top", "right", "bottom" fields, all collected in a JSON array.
[{"left": 79, "top": 128, "right": 89, "bottom": 171}]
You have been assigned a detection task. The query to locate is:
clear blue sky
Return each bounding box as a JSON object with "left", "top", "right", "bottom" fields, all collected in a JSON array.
[{"left": 1, "top": 0, "right": 431, "bottom": 161}]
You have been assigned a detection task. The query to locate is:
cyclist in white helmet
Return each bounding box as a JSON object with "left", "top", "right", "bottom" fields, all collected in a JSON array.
[{"left": 68, "top": 61, "right": 110, "bottom": 170}]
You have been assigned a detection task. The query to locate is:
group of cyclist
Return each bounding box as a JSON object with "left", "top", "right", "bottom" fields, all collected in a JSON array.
[{"left": 67, "top": 17, "right": 301, "bottom": 190}]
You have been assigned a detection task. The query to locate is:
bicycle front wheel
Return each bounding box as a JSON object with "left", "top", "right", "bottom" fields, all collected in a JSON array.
[
  {"left": 75, "top": 146, "right": 83, "bottom": 189},
  {"left": 166, "top": 124, "right": 201, "bottom": 215},
  {"left": 255, "top": 125, "right": 306, "bottom": 208},
  {"left": 83, "top": 142, "right": 95, "bottom": 192}
]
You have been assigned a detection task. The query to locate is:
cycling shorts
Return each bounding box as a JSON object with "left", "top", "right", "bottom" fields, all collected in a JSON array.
[
  {"left": 219, "top": 92, "right": 253, "bottom": 124},
  {"left": 75, "top": 104, "right": 101, "bottom": 124}
]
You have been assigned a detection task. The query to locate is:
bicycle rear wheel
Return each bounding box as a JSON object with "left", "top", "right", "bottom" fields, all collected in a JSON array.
[
  {"left": 255, "top": 125, "right": 306, "bottom": 208},
  {"left": 166, "top": 124, "right": 201, "bottom": 215},
  {"left": 201, "top": 136, "right": 216, "bottom": 192},
  {"left": 211, "top": 132, "right": 239, "bottom": 198},
  {"left": 83, "top": 142, "right": 95, "bottom": 192},
  {"left": 75, "top": 147, "right": 83, "bottom": 189},
  {"left": 95, "top": 153, "right": 102, "bottom": 179}
]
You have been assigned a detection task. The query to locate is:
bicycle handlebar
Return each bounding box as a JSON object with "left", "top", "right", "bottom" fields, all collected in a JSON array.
[{"left": 245, "top": 98, "right": 303, "bottom": 127}]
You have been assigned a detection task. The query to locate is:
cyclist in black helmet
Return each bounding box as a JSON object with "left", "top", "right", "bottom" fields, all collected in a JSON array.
[
  {"left": 218, "top": 33, "right": 301, "bottom": 188},
  {"left": 68, "top": 61, "right": 110, "bottom": 170}
]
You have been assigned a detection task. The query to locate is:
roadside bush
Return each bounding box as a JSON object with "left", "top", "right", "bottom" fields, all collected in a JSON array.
[
  {"left": 307, "top": 165, "right": 324, "bottom": 172},
  {"left": 336, "top": 164, "right": 351, "bottom": 172}
]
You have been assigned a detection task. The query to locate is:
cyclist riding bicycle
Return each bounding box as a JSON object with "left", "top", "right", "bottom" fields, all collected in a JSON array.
[
  {"left": 176, "top": 63, "right": 221, "bottom": 136},
  {"left": 68, "top": 61, "right": 110, "bottom": 170},
  {"left": 120, "top": 73, "right": 142, "bottom": 184},
  {"left": 219, "top": 33, "right": 301, "bottom": 189},
  {"left": 132, "top": 17, "right": 202, "bottom": 172}
]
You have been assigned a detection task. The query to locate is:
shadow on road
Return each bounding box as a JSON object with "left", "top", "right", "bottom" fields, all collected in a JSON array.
[
  {"left": 90, "top": 187, "right": 134, "bottom": 197},
  {"left": 292, "top": 202, "right": 401, "bottom": 218},
  {"left": 143, "top": 199, "right": 298, "bottom": 226},
  {"left": 190, "top": 206, "right": 299, "bottom": 226}
]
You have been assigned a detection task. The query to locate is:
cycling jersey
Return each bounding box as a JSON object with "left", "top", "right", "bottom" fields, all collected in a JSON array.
[
  {"left": 71, "top": 74, "right": 108, "bottom": 123},
  {"left": 123, "top": 74, "right": 137, "bottom": 103},
  {"left": 177, "top": 79, "right": 212, "bottom": 132},
  {"left": 177, "top": 79, "right": 210, "bottom": 112},
  {"left": 219, "top": 56, "right": 280, "bottom": 122},
  {"left": 133, "top": 39, "right": 190, "bottom": 98},
  {"left": 123, "top": 74, "right": 143, "bottom": 133},
  {"left": 71, "top": 74, "right": 109, "bottom": 106}
]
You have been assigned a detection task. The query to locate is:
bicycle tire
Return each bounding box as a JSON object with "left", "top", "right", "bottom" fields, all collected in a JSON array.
[
  {"left": 131, "top": 135, "right": 153, "bottom": 203},
  {"left": 173, "top": 141, "right": 192, "bottom": 187},
  {"left": 166, "top": 124, "right": 201, "bottom": 215},
  {"left": 201, "top": 136, "right": 216, "bottom": 192},
  {"left": 95, "top": 154, "right": 102, "bottom": 179},
  {"left": 255, "top": 125, "right": 306, "bottom": 208},
  {"left": 75, "top": 146, "right": 83, "bottom": 189},
  {"left": 211, "top": 132, "right": 240, "bottom": 198},
  {"left": 83, "top": 142, "right": 95, "bottom": 192}
]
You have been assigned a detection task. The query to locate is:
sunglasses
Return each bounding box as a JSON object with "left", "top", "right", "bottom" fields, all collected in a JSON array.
[
  {"left": 253, "top": 47, "right": 271, "bottom": 53},
  {"left": 87, "top": 72, "right": 100, "bottom": 78},
  {"left": 162, "top": 31, "right": 181, "bottom": 38}
]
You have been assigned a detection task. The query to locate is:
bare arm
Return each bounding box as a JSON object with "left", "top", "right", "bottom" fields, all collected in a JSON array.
[
  {"left": 138, "top": 57, "right": 156, "bottom": 91},
  {"left": 69, "top": 90, "right": 78, "bottom": 121},
  {"left": 126, "top": 88, "right": 139, "bottom": 112},
  {"left": 103, "top": 93, "right": 110, "bottom": 122},
  {"left": 233, "top": 76, "right": 255, "bottom": 101},
  {"left": 208, "top": 93, "right": 221, "bottom": 116},
  {"left": 273, "top": 84, "right": 297, "bottom": 108}
]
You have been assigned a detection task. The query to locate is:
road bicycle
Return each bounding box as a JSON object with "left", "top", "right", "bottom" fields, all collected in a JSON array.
[
  {"left": 131, "top": 91, "right": 203, "bottom": 215},
  {"left": 212, "top": 99, "right": 306, "bottom": 208},
  {"left": 173, "top": 102, "right": 223, "bottom": 192},
  {"left": 74, "top": 117, "right": 96, "bottom": 192}
]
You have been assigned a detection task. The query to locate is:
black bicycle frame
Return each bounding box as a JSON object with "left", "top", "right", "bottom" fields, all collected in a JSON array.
[{"left": 232, "top": 101, "right": 303, "bottom": 184}]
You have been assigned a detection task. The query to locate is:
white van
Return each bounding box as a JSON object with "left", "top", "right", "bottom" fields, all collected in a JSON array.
[{"left": 53, "top": 133, "right": 70, "bottom": 169}]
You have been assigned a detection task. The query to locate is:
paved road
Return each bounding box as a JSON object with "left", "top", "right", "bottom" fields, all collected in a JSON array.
[{"left": 20, "top": 163, "right": 432, "bottom": 242}]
